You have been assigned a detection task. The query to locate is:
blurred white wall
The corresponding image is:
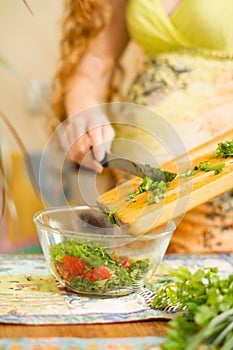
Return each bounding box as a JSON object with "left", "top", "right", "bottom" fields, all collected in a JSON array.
[{"left": 0, "top": 0, "right": 63, "bottom": 151}]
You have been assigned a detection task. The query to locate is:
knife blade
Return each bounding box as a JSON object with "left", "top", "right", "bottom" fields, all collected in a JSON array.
[{"left": 99, "top": 152, "right": 177, "bottom": 183}]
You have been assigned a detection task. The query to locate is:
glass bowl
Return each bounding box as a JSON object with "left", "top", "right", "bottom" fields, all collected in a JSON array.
[{"left": 33, "top": 206, "right": 175, "bottom": 297}]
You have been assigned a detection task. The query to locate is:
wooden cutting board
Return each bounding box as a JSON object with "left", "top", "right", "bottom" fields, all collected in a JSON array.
[{"left": 97, "top": 129, "right": 233, "bottom": 236}]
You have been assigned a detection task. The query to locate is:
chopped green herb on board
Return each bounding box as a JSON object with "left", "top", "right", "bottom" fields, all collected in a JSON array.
[
  {"left": 194, "top": 161, "right": 226, "bottom": 175},
  {"left": 126, "top": 177, "right": 169, "bottom": 205},
  {"left": 178, "top": 169, "right": 196, "bottom": 178},
  {"left": 150, "top": 266, "right": 233, "bottom": 350},
  {"left": 146, "top": 180, "right": 168, "bottom": 204},
  {"left": 184, "top": 169, "right": 195, "bottom": 177},
  {"left": 214, "top": 139, "right": 233, "bottom": 158},
  {"left": 138, "top": 176, "right": 154, "bottom": 192}
]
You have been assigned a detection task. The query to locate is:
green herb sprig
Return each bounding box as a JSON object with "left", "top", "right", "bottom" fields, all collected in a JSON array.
[{"left": 150, "top": 266, "right": 233, "bottom": 350}]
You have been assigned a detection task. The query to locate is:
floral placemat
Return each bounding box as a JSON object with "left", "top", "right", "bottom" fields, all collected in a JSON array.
[
  {"left": 0, "top": 254, "right": 232, "bottom": 325},
  {"left": 0, "top": 336, "right": 164, "bottom": 350}
]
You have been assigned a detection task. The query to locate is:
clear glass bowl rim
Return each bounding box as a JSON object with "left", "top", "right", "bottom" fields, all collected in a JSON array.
[{"left": 33, "top": 205, "right": 176, "bottom": 240}]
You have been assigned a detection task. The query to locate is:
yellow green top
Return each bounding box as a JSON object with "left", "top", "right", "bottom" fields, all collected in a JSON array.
[{"left": 126, "top": 0, "right": 233, "bottom": 57}]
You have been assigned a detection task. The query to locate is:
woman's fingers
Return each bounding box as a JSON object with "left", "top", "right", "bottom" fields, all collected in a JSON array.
[
  {"left": 102, "top": 123, "right": 115, "bottom": 151},
  {"left": 88, "top": 114, "right": 115, "bottom": 160},
  {"left": 88, "top": 126, "right": 106, "bottom": 162},
  {"left": 68, "top": 134, "right": 103, "bottom": 173},
  {"left": 65, "top": 118, "right": 89, "bottom": 162},
  {"left": 68, "top": 133, "right": 89, "bottom": 163},
  {"left": 63, "top": 112, "right": 115, "bottom": 172}
]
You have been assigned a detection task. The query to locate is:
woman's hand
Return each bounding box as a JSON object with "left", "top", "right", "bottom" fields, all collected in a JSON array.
[{"left": 64, "top": 111, "right": 115, "bottom": 173}]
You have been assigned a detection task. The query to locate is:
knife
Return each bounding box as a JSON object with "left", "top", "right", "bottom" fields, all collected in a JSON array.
[{"left": 98, "top": 152, "right": 177, "bottom": 183}]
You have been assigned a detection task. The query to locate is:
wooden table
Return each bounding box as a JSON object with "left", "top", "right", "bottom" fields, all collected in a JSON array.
[{"left": 0, "top": 320, "right": 169, "bottom": 338}]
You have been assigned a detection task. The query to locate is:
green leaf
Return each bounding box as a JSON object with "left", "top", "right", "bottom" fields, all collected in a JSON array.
[{"left": 195, "top": 305, "right": 217, "bottom": 327}]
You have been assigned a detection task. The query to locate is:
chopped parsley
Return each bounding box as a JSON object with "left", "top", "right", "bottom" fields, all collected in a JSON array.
[
  {"left": 184, "top": 168, "right": 195, "bottom": 177},
  {"left": 146, "top": 180, "right": 168, "bottom": 204},
  {"left": 178, "top": 168, "right": 196, "bottom": 178},
  {"left": 214, "top": 139, "right": 233, "bottom": 158},
  {"left": 138, "top": 176, "right": 154, "bottom": 192},
  {"left": 126, "top": 177, "right": 169, "bottom": 205},
  {"left": 194, "top": 161, "right": 226, "bottom": 175}
]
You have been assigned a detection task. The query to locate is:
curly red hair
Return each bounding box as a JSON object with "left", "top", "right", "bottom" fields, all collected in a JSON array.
[{"left": 51, "top": 0, "right": 112, "bottom": 122}]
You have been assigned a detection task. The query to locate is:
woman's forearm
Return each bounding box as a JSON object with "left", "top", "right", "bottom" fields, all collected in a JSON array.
[{"left": 65, "top": 0, "right": 129, "bottom": 117}]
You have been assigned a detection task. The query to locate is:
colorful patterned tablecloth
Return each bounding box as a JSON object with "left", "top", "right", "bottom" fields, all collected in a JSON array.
[
  {"left": 0, "top": 254, "right": 232, "bottom": 325},
  {"left": 0, "top": 336, "right": 164, "bottom": 350}
]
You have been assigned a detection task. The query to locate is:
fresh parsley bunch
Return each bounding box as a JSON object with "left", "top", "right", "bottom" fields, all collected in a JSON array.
[{"left": 151, "top": 266, "right": 233, "bottom": 350}]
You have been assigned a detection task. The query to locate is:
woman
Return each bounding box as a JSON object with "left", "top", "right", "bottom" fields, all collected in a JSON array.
[{"left": 52, "top": 0, "right": 233, "bottom": 253}]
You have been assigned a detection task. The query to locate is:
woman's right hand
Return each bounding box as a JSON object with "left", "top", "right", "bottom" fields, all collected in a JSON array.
[{"left": 64, "top": 111, "right": 115, "bottom": 173}]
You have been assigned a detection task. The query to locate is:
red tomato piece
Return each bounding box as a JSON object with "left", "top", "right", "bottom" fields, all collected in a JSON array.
[
  {"left": 121, "top": 257, "right": 131, "bottom": 268},
  {"left": 84, "top": 266, "right": 112, "bottom": 282},
  {"left": 55, "top": 256, "right": 88, "bottom": 281},
  {"left": 113, "top": 253, "right": 119, "bottom": 260}
]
